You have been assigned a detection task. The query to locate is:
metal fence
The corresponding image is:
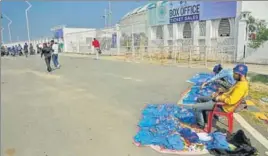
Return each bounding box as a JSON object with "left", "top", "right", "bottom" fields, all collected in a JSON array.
[{"left": 115, "top": 44, "right": 236, "bottom": 67}]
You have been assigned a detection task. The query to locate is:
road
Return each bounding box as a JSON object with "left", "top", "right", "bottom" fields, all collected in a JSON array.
[{"left": 1, "top": 54, "right": 267, "bottom": 156}]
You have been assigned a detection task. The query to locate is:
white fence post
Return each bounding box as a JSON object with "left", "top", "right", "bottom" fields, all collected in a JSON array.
[
  {"left": 116, "top": 24, "right": 120, "bottom": 56},
  {"left": 131, "top": 23, "right": 134, "bottom": 61}
]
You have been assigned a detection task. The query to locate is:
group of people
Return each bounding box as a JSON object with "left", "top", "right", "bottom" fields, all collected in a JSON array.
[
  {"left": 1, "top": 43, "right": 35, "bottom": 57},
  {"left": 188, "top": 64, "right": 249, "bottom": 129},
  {"left": 40, "top": 40, "right": 60, "bottom": 72}
]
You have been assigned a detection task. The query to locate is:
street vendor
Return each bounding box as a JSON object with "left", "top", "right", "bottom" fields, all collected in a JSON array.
[
  {"left": 201, "top": 64, "right": 236, "bottom": 91},
  {"left": 192, "top": 64, "right": 249, "bottom": 129}
]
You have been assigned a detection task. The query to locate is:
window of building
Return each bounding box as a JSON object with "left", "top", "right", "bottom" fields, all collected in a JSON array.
[
  {"left": 218, "top": 18, "right": 231, "bottom": 37},
  {"left": 183, "top": 22, "right": 192, "bottom": 38},
  {"left": 199, "top": 21, "right": 206, "bottom": 36}
]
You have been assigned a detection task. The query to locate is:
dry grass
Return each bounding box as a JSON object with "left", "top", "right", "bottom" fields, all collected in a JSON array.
[{"left": 240, "top": 82, "right": 268, "bottom": 129}]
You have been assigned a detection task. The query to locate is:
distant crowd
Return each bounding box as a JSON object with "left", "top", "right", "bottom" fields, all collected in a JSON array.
[
  {"left": 1, "top": 41, "right": 63, "bottom": 57},
  {"left": 1, "top": 43, "right": 35, "bottom": 57},
  {"left": 1, "top": 40, "right": 61, "bottom": 72}
]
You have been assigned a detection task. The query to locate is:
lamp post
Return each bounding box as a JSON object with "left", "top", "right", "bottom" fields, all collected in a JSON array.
[
  {"left": 25, "top": 1, "right": 32, "bottom": 44},
  {"left": 1, "top": 27, "right": 4, "bottom": 44},
  {"left": 108, "top": 1, "right": 112, "bottom": 27},
  {"left": 3, "top": 14, "right": 12, "bottom": 42}
]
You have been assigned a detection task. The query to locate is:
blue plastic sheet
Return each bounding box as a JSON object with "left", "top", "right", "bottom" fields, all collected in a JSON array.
[
  {"left": 134, "top": 104, "right": 197, "bottom": 150},
  {"left": 183, "top": 74, "right": 220, "bottom": 104}
]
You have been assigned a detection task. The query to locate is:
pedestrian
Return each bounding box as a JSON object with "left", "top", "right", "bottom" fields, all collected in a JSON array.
[
  {"left": 41, "top": 43, "right": 52, "bottom": 72},
  {"left": 18, "top": 44, "right": 23, "bottom": 56},
  {"left": 15, "top": 45, "right": 18, "bottom": 56},
  {"left": 92, "top": 38, "right": 101, "bottom": 60},
  {"left": 24, "top": 43, "right": 29, "bottom": 57},
  {"left": 29, "top": 43, "right": 34, "bottom": 55},
  {"left": 51, "top": 40, "right": 60, "bottom": 68},
  {"left": 11, "top": 46, "right": 16, "bottom": 56}
]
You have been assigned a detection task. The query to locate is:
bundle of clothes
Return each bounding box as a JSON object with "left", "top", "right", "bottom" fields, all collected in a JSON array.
[
  {"left": 133, "top": 104, "right": 258, "bottom": 155},
  {"left": 183, "top": 73, "right": 219, "bottom": 104}
]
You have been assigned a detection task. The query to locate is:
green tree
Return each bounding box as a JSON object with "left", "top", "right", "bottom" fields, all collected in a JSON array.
[{"left": 248, "top": 16, "right": 268, "bottom": 49}]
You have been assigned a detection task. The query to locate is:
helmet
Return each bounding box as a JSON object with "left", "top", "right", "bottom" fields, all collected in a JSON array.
[
  {"left": 233, "top": 64, "right": 248, "bottom": 76},
  {"left": 213, "top": 64, "right": 222, "bottom": 74}
]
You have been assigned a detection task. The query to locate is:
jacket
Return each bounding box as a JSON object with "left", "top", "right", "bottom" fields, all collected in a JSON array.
[
  {"left": 218, "top": 80, "right": 249, "bottom": 112},
  {"left": 207, "top": 69, "right": 236, "bottom": 85},
  {"left": 92, "top": 40, "right": 100, "bottom": 48},
  {"left": 41, "top": 47, "right": 52, "bottom": 58}
]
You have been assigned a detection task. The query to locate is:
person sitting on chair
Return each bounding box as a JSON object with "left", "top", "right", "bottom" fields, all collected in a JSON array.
[
  {"left": 192, "top": 64, "right": 249, "bottom": 129},
  {"left": 201, "top": 64, "right": 236, "bottom": 91}
]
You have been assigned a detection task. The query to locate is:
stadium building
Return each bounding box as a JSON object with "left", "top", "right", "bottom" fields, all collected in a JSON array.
[{"left": 118, "top": 1, "right": 266, "bottom": 61}]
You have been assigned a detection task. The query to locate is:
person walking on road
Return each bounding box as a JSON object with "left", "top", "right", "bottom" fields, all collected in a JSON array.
[
  {"left": 24, "top": 43, "right": 29, "bottom": 57},
  {"left": 51, "top": 40, "right": 60, "bottom": 68},
  {"left": 41, "top": 43, "right": 52, "bottom": 72},
  {"left": 29, "top": 43, "right": 34, "bottom": 55},
  {"left": 92, "top": 38, "right": 101, "bottom": 60},
  {"left": 18, "top": 44, "right": 23, "bottom": 56}
]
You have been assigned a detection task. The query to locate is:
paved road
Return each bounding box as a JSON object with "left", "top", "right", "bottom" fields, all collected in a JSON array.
[{"left": 1, "top": 55, "right": 267, "bottom": 156}]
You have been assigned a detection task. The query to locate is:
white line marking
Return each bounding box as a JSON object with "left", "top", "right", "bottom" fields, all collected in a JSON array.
[
  {"left": 104, "top": 73, "right": 143, "bottom": 82},
  {"left": 234, "top": 113, "right": 268, "bottom": 150}
]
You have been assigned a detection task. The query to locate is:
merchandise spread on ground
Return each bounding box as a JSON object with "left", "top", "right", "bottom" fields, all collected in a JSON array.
[
  {"left": 133, "top": 104, "right": 234, "bottom": 153},
  {"left": 134, "top": 73, "right": 258, "bottom": 154},
  {"left": 183, "top": 73, "right": 218, "bottom": 104}
]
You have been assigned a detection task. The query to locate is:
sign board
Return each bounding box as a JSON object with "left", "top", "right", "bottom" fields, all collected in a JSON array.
[{"left": 148, "top": 1, "right": 237, "bottom": 26}]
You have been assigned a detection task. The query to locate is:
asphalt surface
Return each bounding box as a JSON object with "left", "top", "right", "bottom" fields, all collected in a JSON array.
[{"left": 1, "top": 54, "right": 267, "bottom": 156}]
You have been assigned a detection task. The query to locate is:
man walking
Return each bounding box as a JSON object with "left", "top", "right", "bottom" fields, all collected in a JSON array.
[
  {"left": 92, "top": 38, "right": 101, "bottom": 60},
  {"left": 41, "top": 43, "right": 52, "bottom": 72},
  {"left": 51, "top": 40, "right": 60, "bottom": 68},
  {"left": 24, "top": 43, "right": 29, "bottom": 57},
  {"left": 18, "top": 44, "right": 23, "bottom": 56}
]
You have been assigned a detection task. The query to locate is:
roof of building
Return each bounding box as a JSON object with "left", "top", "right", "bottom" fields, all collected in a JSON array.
[{"left": 121, "top": 1, "right": 168, "bottom": 20}]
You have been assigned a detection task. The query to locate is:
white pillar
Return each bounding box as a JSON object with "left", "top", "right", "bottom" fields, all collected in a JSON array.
[
  {"left": 205, "top": 20, "right": 212, "bottom": 48},
  {"left": 236, "top": 20, "right": 247, "bottom": 61},
  {"left": 192, "top": 21, "right": 200, "bottom": 54},
  {"left": 173, "top": 23, "right": 178, "bottom": 44},
  {"left": 163, "top": 25, "right": 168, "bottom": 46},
  {"left": 205, "top": 20, "right": 212, "bottom": 61},
  {"left": 177, "top": 23, "right": 183, "bottom": 39},
  {"left": 116, "top": 24, "right": 120, "bottom": 55}
]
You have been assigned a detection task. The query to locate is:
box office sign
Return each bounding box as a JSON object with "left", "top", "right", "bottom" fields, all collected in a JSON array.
[
  {"left": 148, "top": 1, "right": 237, "bottom": 26},
  {"left": 169, "top": 4, "right": 200, "bottom": 23}
]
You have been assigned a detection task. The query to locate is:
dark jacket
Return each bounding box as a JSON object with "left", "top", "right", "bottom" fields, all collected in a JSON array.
[{"left": 41, "top": 46, "right": 52, "bottom": 58}]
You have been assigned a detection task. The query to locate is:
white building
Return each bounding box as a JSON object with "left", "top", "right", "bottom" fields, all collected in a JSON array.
[{"left": 118, "top": 1, "right": 268, "bottom": 62}]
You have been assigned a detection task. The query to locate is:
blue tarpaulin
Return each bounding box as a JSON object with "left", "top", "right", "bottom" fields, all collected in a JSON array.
[{"left": 182, "top": 73, "right": 219, "bottom": 104}]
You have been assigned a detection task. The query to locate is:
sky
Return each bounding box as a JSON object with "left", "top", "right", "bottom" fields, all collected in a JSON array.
[{"left": 1, "top": 1, "right": 147, "bottom": 43}]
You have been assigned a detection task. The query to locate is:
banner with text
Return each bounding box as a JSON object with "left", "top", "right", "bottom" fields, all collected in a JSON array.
[{"left": 148, "top": 1, "right": 237, "bottom": 26}]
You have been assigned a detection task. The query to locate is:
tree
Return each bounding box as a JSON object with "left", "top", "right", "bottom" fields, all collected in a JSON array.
[{"left": 248, "top": 15, "right": 268, "bottom": 49}]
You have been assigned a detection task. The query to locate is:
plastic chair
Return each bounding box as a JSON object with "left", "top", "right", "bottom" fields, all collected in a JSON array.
[{"left": 205, "top": 100, "right": 243, "bottom": 133}]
